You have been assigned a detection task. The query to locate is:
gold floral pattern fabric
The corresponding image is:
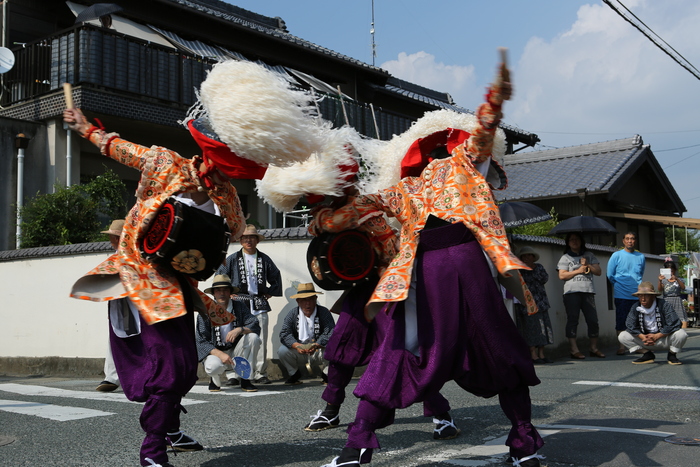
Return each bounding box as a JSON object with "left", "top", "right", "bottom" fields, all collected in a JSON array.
[
  {"left": 312, "top": 70, "right": 536, "bottom": 316},
  {"left": 71, "top": 133, "right": 246, "bottom": 325},
  {"left": 314, "top": 147, "right": 536, "bottom": 315}
]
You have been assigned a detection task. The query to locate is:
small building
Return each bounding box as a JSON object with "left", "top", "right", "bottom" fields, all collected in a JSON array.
[
  {"left": 0, "top": 0, "right": 539, "bottom": 250},
  {"left": 497, "top": 135, "right": 697, "bottom": 255}
]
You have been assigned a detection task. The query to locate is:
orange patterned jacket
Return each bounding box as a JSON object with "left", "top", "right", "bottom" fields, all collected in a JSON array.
[
  {"left": 70, "top": 130, "right": 246, "bottom": 326},
  {"left": 312, "top": 73, "right": 536, "bottom": 319}
]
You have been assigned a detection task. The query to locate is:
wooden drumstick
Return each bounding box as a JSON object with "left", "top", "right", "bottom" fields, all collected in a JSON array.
[
  {"left": 498, "top": 47, "right": 508, "bottom": 67},
  {"left": 63, "top": 83, "right": 74, "bottom": 109}
]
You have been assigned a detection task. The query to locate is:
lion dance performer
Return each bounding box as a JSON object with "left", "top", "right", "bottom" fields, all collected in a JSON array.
[
  {"left": 66, "top": 59, "right": 327, "bottom": 467},
  {"left": 299, "top": 175, "right": 460, "bottom": 441},
  {"left": 310, "top": 53, "right": 545, "bottom": 467}
]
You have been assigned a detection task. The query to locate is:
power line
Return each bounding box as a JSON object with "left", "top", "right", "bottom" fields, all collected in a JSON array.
[
  {"left": 655, "top": 143, "right": 700, "bottom": 153},
  {"left": 663, "top": 150, "right": 700, "bottom": 170},
  {"left": 602, "top": 0, "right": 700, "bottom": 81}
]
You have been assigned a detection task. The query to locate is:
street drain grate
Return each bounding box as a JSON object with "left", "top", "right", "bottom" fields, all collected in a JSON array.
[{"left": 631, "top": 390, "right": 700, "bottom": 400}]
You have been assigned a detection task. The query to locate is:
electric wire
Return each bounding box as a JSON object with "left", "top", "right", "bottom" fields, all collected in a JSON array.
[{"left": 603, "top": 0, "right": 700, "bottom": 81}]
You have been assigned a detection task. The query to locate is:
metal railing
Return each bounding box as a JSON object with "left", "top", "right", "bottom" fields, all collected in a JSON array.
[
  {"left": 2, "top": 25, "right": 214, "bottom": 107},
  {"left": 282, "top": 207, "right": 312, "bottom": 228},
  {"left": 1, "top": 25, "right": 414, "bottom": 140}
]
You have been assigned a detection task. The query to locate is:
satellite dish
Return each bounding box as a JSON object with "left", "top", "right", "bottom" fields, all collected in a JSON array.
[{"left": 0, "top": 47, "right": 15, "bottom": 74}]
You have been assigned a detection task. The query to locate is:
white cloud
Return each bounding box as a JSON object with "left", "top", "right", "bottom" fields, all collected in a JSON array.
[
  {"left": 510, "top": 1, "right": 700, "bottom": 145},
  {"left": 378, "top": 1, "right": 700, "bottom": 217},
  {"left": 380, "top": 51, "right": 479, "bottom": 106}
]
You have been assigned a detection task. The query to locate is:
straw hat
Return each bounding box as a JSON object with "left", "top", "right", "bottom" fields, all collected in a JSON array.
[
  {"left": 101, "top": 219, "right": 125, "bottom": 236},
  {"left": 517, "top": 246, "right": 540, "bottom": 262},
  {"left": 632, "top": 281, "right": 662, "bottom": 296},
  {"left": 204, "top": 274, "right": 240, "bottom": 295},
  {"left": 241, "top": 224, "right": 265, "bottom": 241},
  {"left": 290, "top": 282, "right": 324, "bottom": 299}
]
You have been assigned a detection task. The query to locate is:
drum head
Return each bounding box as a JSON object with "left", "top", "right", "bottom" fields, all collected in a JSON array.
[
  {"left": 142, "top": 202, "right": 176, "bottom": 255},
  {"left": 140, "top": 198, "right": 230, "bottom": 281},
  {"left": 307, "top": 230, "right": 377, "bottom": 291}
]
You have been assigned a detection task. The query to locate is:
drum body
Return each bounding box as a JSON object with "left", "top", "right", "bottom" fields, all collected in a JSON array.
[
  {"left": 307, "top": 230, "right": 377, "bottom": 290},
  {"left": 141, "top": 198, "right": 231, "bottom": 281}
]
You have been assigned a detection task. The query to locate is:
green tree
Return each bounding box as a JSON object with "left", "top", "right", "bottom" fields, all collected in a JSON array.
[
  {"left": 19, "top": 169, "right": 127, "bottom": 248},
  {"left": 664, "top": 226, "right": 700, "bottom": 271},
  {"left": 507, "top": 207, "right": 559, "bottom": 237}
]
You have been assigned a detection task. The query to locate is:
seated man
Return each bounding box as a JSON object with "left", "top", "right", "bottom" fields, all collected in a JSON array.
[
  {"left": 196, "top": 274, "right": 262, "bottom": 392},
  {"left": 618, "top": 281, "right": 688, "bottom": 365},
  {"left": 278, "top": 283, "right": 335, "bottom": 385}
]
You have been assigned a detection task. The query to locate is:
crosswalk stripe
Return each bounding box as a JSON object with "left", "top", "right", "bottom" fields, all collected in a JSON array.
[
  {"left": 427, "top": 425, "right": 675, "bottom": 465},
  {"left": 0, "top": 399, "right": 114, "bottom": 421},
  {"left": 186, "top": 385, "right": 283, "bottom": 397},
  {"left": 574, "top": 380, "right": 700, "bottom": 391},
  {"left": 0, "top": 383, "right": 206, "bottom": 405}
]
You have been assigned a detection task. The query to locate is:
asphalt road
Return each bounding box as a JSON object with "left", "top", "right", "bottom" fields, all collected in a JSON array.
[{"left": 1, "top": 329, "right": 699, "bottom": 467}]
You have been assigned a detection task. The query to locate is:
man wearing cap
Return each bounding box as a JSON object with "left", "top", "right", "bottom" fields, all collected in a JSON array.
[
  {"left": 196, "top": 274, "right": 262, "bottom": 392},
  {"left": 96, "top": 219, "right": 125, "bottom": 393},
  {"left": 607, "top": 232, "right": 646, "bottom": 355},
  {"left": 217, "top": 224, "right": 282, "bottom": 385},
  {"left": 618, "top": 281, "right": 688, "bottom": 365},
  {"left": 278, "top": 283, "right": 335, "bottom": 385}
]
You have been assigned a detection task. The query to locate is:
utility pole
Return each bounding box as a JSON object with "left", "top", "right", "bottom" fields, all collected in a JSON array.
[{"left": 370, "top": 0, "right": 377, "bottom": 66}]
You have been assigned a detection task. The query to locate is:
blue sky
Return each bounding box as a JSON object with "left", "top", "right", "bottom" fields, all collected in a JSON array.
[{"left": 227, "top": 1, "right": 700, "bottom": 220}]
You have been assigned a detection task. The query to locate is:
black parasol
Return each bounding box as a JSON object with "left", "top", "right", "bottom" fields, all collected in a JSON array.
[
  {"left": 547, "top": 215, "right": 617, "bottom": 235},
  {"left": 498, "top": 201, "right": 552, "bottom": 228},
  {"left": 75, "top": 3, "right": 123, "bottom": 23}
]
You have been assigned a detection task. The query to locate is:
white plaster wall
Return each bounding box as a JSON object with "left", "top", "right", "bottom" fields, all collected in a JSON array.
[
  {"left": 0, "top": 239, "right": 663, "bottom": 359},
  {"left": 0, "top": 240, "right": 342, "bottom": 359}
]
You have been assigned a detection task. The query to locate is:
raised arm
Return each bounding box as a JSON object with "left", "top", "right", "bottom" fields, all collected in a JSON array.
[
  {"left": 63, "top": 107, "right": 152, "bottom": 170},
  {"left": 465, "top": 55, "right": 512, "bottom": 164}
]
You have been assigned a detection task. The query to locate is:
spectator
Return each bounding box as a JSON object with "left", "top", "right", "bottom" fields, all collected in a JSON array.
[
  {"left": 278, "top": 283, "right": 335, "bottom": 385},
  {"left": 196, "top": 274, "right": 262, "bottom": 392},
  {"left": 658, "top": 258, "right": 688, "bottom": 328},
  {"left": 618, "top": 282, "right": 687, "bottom": 364},
  {"left": 557, "top": 232, "right": 604, "bottom": 359},
  {"left": 96, "top": 219, "right": 125, "bottom": 393},
  {"left": 516, "top": 246, "right": 553, "bottom": 364},
  {"left": 607, "top": 232, "right": 646, "bottom": 355},
  {"left": 218, "top": 224, "right": 282, "bottom": 385}
]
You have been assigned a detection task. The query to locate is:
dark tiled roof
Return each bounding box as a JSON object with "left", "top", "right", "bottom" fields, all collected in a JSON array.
[
  {"left": 0, "top": 242, "right": 113, "bottom": 261},
  {"left": 511, "top": 234, "right": 664, "bottom": 260},
  {"left": 497, "top": 136, "right": 644, "bottom": 201},
  {"left": 168, "top": 0, "right": 386, "bottom": 74},
  {"left": 260, "top": 226, "right": 313, "bottom": 240},
  {"left": 0, "top": 229, "right": 312, "bottom": 262},
  {"left": 372, "top": 78, "right": 539, "bottom": 144}
]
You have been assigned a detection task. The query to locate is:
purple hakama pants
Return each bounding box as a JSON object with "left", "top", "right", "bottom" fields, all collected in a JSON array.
[
  {"left": 322, "top": 281, "right": 451, "bottom": 416},
  {"left": 345, "top": 222, "right": 543, "bottom": 459},
  {"left": 109, "top": 279, "right": 199, "bottom": 466}
]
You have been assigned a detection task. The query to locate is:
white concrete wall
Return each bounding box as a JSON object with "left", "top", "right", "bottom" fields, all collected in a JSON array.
[
  {"left": 0, "top": 240, "right": 341, "bottom": 360},
  {"left": 0, "top": 239, "right": 664, "bottom": 360}
]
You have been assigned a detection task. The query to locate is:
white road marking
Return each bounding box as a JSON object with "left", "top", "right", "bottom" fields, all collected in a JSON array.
[
  {"left": 0, "top": 383, "right": 206, "bottom": 405},
  {"left": 574, "top": 380, "right": 700, "bottom": 391},
  {"left": 536, "top": 424, "right": 674, "bottom": 437},
  {"left": 186, "top": 385, "right": 283, "bottom": 397},
  {"left": 0, "top": 399, "right": 114, "bottom": 421},
  {"left": 433, "top": 425, "right": 675, "bottom": 466}
]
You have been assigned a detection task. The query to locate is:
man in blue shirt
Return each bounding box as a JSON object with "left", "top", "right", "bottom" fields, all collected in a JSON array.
[{"left": 607, "top": 232, "right": 645, "bottom": 355}]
